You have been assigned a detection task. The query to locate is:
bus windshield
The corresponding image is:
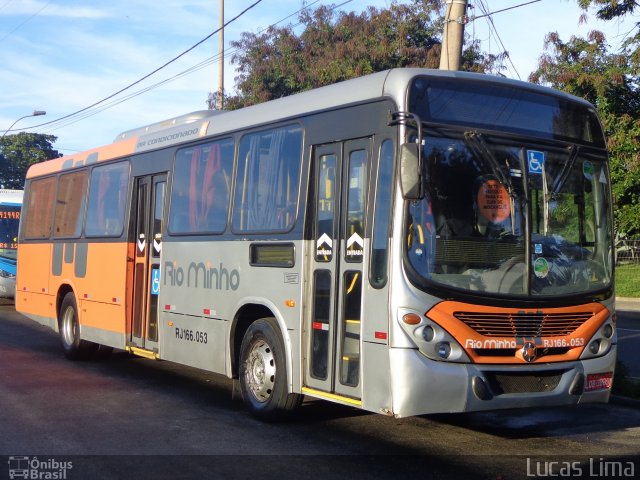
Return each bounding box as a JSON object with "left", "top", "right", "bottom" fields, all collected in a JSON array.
[
  {"left": 406, "top": 133, "right": 613, "bottom": 297},
  {"left": 0, "top": 204, "right": 20, "bottom": 261}
]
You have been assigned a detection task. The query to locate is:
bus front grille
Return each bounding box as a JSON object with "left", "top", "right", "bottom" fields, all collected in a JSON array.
[
  {"left": 455, "top": 311, "right": 592, "bottom": 337},
  {"left": 485, "top": 370, "right": 566, "bottom": 395}
]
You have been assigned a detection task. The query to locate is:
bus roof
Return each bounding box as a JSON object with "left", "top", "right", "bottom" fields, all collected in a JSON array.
[{"left": 26, "top": 68, "right": 596, "bottom": 179}]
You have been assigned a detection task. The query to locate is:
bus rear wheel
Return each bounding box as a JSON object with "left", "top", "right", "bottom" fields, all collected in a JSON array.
[
  {"left": 59, "top": 292, "right": 97, "bottom": 360},
  {"left": 239, "top": 317, "right": 302, "bottom": 421}
]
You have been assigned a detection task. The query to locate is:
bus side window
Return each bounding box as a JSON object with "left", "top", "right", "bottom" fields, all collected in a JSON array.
[
  {"left": 85, "top": 162, "right": 129, "bottom": 237},
  {"left": 169, "top": 138, "right": 234, "bottom": 234},
  {"left": 23, "top": 177, "right": 56, "bottom": 240},
  {"left": 370, "top": 140, "right": 394, "bottom": 287},
  {"left": 53, "top": 170, "right": 88, "bottom": 238},
  {"left": 232, "top": 125, "right": 303, "bottom": 233}
]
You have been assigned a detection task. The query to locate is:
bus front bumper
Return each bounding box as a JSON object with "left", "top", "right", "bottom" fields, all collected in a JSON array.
[{"left": 388, "top": 345, "right": 616, "bottom": 418}]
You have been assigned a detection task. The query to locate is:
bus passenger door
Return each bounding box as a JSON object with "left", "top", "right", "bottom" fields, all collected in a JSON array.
[
  {"left": 129, "top": 174, "right": 166, "bottom": 353},
  {"left": 304, "top": 139, "right": 370, "bottom": 402}
]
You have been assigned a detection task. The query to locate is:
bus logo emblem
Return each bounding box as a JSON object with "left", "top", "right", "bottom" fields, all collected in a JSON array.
[{"left": 521, "top": 342, "right": 537, "bottom": 362}]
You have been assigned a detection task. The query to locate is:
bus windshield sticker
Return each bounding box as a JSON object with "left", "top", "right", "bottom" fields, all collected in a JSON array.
[
  {"left": 316, "top": 233, "right": 333, "bottom": 257},
  {"left": 151, "top": 268, "right": 160, "bottom": 295},
  {"left": 476, "top": 178, "right": 510, "bottom": 223},
  {"left": 137, "top": 234, "right": 145, "bottom": 253},
  {"left": 534, "top": 243, "right": 543, "bottom": 255},
  {"left": 583, "top": 160, "right": 594, "bottom": 181},
  {"left": 533, "top": 257, "right": 550, "bottom": 279},
  {"left": 346, "top": 232, "right": 364, "bottom": 258},
  {"left": 153, "top": 233, "right": 162, "bottom": 254},
  {"left": 527, "top": 150, "right": 545, "bottom": 174},
  {"left": 599, "top": 168, "right": 608, "bottom": 184}
]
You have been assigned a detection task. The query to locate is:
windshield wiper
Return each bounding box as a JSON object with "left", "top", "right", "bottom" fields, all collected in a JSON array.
[
  {"left": 550, "top": 144, "right": 579, "bottom": 196},
  {"left": 463, "top": 131, "right": 518, "bottom": 200}
]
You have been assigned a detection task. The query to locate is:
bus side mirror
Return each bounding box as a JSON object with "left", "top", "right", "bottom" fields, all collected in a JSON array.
[{"left": 400, "top": 143, "right": 422, "bottom": 200}]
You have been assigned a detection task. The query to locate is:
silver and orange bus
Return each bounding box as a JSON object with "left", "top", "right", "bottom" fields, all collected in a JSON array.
[{"left": 16, "top": 69, "right": 616, "bottom": 420}]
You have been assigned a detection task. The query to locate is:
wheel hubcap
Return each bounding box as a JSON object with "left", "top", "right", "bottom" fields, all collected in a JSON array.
[
  {"left": 244, "top": 339, "right": 276, "bottom": 403},
  {"left": 61, "top": 306, "right": 75, "bottom": 347}
]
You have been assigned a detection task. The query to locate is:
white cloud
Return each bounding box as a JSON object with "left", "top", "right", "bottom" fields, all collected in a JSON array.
[{"left": 0, "top": 0, "right": 109, "bottom": 19}]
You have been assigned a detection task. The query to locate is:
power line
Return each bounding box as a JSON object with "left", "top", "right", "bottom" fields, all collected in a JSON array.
[
  {"left": 472, "top": 0, "right": 542, "bottom": 20},
  {"left": 474, "top": 0, "right": 528, "bottom": 79},
  {"left": 41, "top": 0, "right": 333, "bottom": 135},
  {"left": 0, "top": 0, "right": 51, "bottom": 43},
  {"left": 10, "top": 0, "right": 263, "bottom": 134},
  {"left": 0, "top": 0, "right": 16, "bottom": 13}
]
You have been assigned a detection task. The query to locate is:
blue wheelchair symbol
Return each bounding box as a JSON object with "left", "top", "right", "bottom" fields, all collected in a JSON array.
[
  {"left": 151, "top": 268, "right": 160, "bottom": 295},
  {"left": 527, "top": 150, "right": 545, "bottom": 174}
]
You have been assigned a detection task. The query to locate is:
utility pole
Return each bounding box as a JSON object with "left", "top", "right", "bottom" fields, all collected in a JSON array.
[
  {"left": 218, "top": 0, "right": 224, "bottom": 110},
  {"left": 439, "top": 0, "right": 468, "bottom": 71}
]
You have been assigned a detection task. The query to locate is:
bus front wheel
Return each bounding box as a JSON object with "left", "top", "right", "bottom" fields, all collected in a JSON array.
[
  {"left": 238, "top": 317, "right": 302, "bottom": 421},
  {"left": 59, "top": 292, "right": 97, "bottom": 360}
]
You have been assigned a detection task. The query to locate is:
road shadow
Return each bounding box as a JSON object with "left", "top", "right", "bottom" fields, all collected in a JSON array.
[{"left": 425, "top": 401, "right": 640, "bottom": 440}]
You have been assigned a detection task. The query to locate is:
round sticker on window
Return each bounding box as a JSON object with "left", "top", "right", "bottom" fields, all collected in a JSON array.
[
  {"left": 533, "top": 257, "right": 550, "bottom": 279},
  {"left": 476, "top": 179, "right": 510, "bottom": 223},
  {"left": 583, "top": 161, "right": 594, "bottom": 181}
]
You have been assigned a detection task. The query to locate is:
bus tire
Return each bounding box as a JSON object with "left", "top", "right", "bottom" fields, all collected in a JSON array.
[
  {"left": 58, "top": 292, "right": 97, "bottom": 360},
  {"left": 239, "top": 317, "right": 302, "bottom": 421}
]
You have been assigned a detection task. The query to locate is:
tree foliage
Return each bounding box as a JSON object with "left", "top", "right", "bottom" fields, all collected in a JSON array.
[
  {"left": 211, "top": 0, "right": 505, "bottom": 109},
  {"left": 0, "top": 133, "right": 61, "bottom": 189},
  {"left": 577, "top": 0, "right": 640, "bottom": 68},
  {"left": 530, "top": 28, "right": 640, "bottom": 237}
]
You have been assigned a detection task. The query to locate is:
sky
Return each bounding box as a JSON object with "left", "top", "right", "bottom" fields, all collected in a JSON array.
[{"left": 0, "top": 0, "right": 636, "bottom": 156}]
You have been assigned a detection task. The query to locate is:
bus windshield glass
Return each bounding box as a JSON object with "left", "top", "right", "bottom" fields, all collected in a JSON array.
[
  {"left": 406, "top": 133, "right": 612, "bottom": 297},
  {"left": 0, "top": 205, "right": 20, "bottom": 260}
]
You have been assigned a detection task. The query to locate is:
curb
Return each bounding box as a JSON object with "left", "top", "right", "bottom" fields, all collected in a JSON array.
[{"left": 615, "top": 297, "right": 640, "bottom": 312}]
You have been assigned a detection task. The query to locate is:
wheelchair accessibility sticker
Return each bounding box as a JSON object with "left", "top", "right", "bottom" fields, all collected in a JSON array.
[
  {"left": 527, "top": 150, "right": 545, "bottom": 174},
  {"left": 151, "top": 268, "right": 160, "bottom": 295}
]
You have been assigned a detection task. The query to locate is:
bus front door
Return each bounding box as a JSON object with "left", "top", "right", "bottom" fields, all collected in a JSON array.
[
  {"left": 304, "top": 139, "right": 370, "bottom": 402},
  {"left": 129, "top": 174, "right": 166, "bottom": 353}
]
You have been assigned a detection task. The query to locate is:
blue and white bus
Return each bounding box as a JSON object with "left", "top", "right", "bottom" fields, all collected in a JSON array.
[{"left": 0, "top": 189, "right": 23, "bottom": 298}]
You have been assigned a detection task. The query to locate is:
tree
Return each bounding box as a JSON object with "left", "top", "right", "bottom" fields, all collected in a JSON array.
[
  {"left": 530, "top": 30, "right": 640, "bottom": 237},
  {"left": 0, "top": 133, "right": 61, "bottom": 189},
  {"left": 209, "top": 0, "right": 506, "bottom": 110},
  {"left": 577, "top": 0, "right": 640, "bottom": 69}
]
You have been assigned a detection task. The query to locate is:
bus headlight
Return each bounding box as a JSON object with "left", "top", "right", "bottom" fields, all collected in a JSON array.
[
  {"left": 398, "top": 308, "right": 470, "bottom": 363},
  {"left": 580, "top": 320, "right": 616, "bottom": 360},
  {"left": 422, "top": 325, "right": 435, "bottom": 342},
  {"left": 437, "top": 342, "right": 451, "bottom": 359}
]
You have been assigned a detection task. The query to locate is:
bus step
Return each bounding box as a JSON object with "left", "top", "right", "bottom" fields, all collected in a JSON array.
[{"left": 127, "top": 346, "right": 159, "bottom": 360}]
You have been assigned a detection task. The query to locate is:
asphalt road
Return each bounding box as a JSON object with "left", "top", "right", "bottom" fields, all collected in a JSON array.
[
  {"left": 1, "top": 304, "right": 639, "bottom": 480},
  {"left": 615, "top": 298, "right": 640, "bottom": 379}
]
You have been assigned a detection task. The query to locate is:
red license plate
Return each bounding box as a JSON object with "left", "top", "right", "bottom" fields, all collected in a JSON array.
[{"left": 585, "top": 372, "right": 613, "bottom": 392}]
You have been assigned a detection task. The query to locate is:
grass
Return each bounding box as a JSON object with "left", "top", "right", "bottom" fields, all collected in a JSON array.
[{"left": 615, "top": 263, "right": 640, "bottom": 298}]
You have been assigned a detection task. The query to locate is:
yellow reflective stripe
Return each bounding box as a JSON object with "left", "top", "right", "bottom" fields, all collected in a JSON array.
[
  {"left": 301, "top": 387, "right": 362, "bottom": 406},
  {"left": 346, "top": 272, "right": 359, "bottom": 294}
]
